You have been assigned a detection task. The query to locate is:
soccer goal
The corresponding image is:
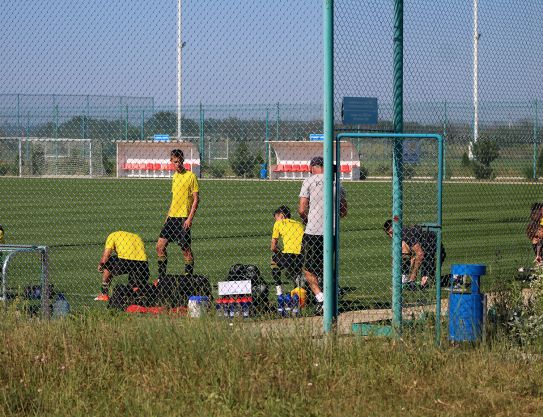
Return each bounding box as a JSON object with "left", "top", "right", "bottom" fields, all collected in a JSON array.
[{"left": 0, "top": 137, "right": 106, "bottom": 177}]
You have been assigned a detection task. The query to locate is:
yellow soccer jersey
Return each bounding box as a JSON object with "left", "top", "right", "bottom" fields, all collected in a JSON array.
[
  {"left": 168, "top": 170, "right": 200, "bottom": 218},
  {"left": 272, "top": 219, "right": 304, "bottom": 255},
  {"left": 105, "top": 231, "right": 147, "bottom": 261}
]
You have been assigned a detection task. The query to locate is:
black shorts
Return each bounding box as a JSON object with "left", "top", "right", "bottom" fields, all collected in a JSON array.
[
  {"left": 103, "top": 256, "right": 150, "bottom": 287},
  {"left": 302, "top": 234, "right": 324, "bottom": 278},
  {"left": 272, "top": 252, "right": 303, "bottom": 277},
  {"left": 159, "top": 217, "right": 192, "bottom": 249}
]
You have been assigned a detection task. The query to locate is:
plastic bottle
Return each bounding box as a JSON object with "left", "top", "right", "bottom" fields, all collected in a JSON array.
[
  {"left": 216, "top": 298, "right": 223, "bottom": 317},
  {"left": 52, "top": 293, "right": 70, "bottom": 318},
  {"left": 277, "top": 294, "right": 284, "bottom": 317},
  {"left": 284, "top": 294, "right": 292, "bottom": 316},
  {"left": 229, "top": 297, "right": 236, "bottom": 319},
  {"left": 240, "top": 297, "right": 250, "bottom": 318}
]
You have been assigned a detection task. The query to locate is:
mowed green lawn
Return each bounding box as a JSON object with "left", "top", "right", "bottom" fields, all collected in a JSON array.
[{"left": 0, "top": 177, "right": 541, "bottom": 310}]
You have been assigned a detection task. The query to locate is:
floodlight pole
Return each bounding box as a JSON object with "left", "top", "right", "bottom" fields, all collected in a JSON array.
[
  {"left": 470, "top": 0, "right": 479, "bottom": 159},
  {"left": 177, "top": 0, "right": 183, "bottom": 141}
]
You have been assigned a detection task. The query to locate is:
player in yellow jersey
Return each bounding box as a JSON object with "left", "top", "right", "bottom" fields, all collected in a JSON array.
[
  {"left": 156, "top": 149, "right": 200, "bottom": 279},
  {"left": 270, "top": 205, "right": 304, "bottom": 296},
  {"left": 95, "top": 231, "right": 150, "bottom": 301}
]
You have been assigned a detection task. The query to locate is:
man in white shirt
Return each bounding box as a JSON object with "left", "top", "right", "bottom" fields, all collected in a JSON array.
[{"left": 298, "top": 156, "right": 347, "bottom": 313}]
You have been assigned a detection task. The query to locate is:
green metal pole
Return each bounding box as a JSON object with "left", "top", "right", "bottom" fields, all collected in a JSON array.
[
  {"left": 443, "top": 101, "right": 447, "bottom": 179},
  {"left": 392, "top": 0, "right": 404, "bottom": 337},
  {"left": 17, "top": 94, "right": 21, "bottom": 137},
  {"left": 141, "top": 110, "right": 145, "bottom": 141},
  {"left": 54, "top": 105, "right": 59, "bottom": 139},
  {"left": 124, "top": 105, "right": 129, "bottom": 140},
  {"left": 276, "top": 102, "right": 280, "bottom": 140},
  {"left": 323, "top": 0, "right": 336, "bottom": 333},
  {"left": 435, "top": 135, "right": 444, "bottom": 345},
  {"left": 265, "top": 108, "right": 270, "bottom": 173},
  {"left": 199, "top": 103, "right": 205, "bottom": 166},
  {"left": 533, "top": 100, "right": 539, "bottom": 180}
]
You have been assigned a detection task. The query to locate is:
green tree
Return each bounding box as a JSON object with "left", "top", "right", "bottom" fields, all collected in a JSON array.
[
  {"left": 472, "top": 138, "right": 500, "bottom": 179},
  {"left": 230, "top": 142, "right": 257, "bottom": 177}
]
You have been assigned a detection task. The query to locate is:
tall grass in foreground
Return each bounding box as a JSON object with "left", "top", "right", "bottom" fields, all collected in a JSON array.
[{"left": 1, "top": 312, "right": 543, "bottom": 417}]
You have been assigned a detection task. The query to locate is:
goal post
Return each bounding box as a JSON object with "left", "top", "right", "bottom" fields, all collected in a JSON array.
[{"left": 0, "top": 137, "right": 106, "bottom": 177}]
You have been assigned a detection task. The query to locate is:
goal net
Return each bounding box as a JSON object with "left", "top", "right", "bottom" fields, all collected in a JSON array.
[{"left": 0, "top": 137, "right": 106, "bottom": 177}]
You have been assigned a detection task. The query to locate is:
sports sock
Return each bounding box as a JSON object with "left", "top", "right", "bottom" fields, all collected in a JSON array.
[
  {"left": 315, "top": 292, "right": 324, "bottom": 303},
  {"left": 271, "top": 267, "right": 282, "bottom": 286},
  {"left": 100, "top": 284, "right": 109, "bottom": 295},
  {"left": 275, "top": 285, "right": 283, "bottom": 296},
  {"left": 158, "top": 256, "right": 167, "bottom": 279},
  {"left": 184, "top": 261, "right": 194, "bottom": 275}
]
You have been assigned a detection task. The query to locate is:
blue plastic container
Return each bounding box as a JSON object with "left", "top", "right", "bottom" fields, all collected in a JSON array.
[
  {"left": 260, "top": 164, "right": 267, "bottom": 179},
  {"left": 448, "top": 264, "right": 486, "bottom": 342}
]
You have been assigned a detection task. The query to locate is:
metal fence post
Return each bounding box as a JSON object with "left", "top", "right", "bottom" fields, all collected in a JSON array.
[
  {"left": 392, "top": 0, "right": 404, "bottom": 337},
  {"left": 199, "top": 103, "right": 205, "bottom": 166},
  {"left": 323, "top": 0, "right": 336, "bottom": 333},
  {"left": 533, "top": 99, "right": 539, "bottom": 179}
]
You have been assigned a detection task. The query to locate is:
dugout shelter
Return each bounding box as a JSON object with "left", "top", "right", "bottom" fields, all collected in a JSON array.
[
  {"left": 269, "top": 140, "right": 360, "bottom": 180},
  {"left": 116, "top": 141, "right": 201, "bottom": 178}
]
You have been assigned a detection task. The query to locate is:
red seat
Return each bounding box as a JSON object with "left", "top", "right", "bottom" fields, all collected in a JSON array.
[
  {"left": 292, "top": 164, "right": 301, "bottom": 172},
  {"left": 340, "top": 164, "right": 351, "bottom": 173},
  {"left": 300, "top": 164, "right": 310, "bottom": 172},
  {"left": 153, "top": 163, "right": 161, "bottom": 170},
  {"left": 136, "top": 163, "right": 147, "bottom": 170},
  {"left": 273, "top": 164, "right": 284, "bottom": 172},
  {"left": 146, "top": 163, "right": 155, "bottom": 170},
  {"left": 167, "top": 163, "right": 176, "bottom": 171},
  {"left": 122, "top": 162, "right": 132, "bottom": 170},
  {"left": 283, "top": 164, "right": 293, "bottom": 172},
  {"left": 183, "top": 163, "right": 191, "bottom": 170}
]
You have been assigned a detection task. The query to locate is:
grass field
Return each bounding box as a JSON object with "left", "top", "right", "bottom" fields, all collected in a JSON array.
[
  {"left": 1, "top": 312, "right": 543, "bottom": 417},
  {"left": 0, "top": 177, "right": 541, "bottom": 311}
]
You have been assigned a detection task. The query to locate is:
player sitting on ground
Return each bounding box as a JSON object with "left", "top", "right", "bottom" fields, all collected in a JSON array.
[
  {"left": 383, "top": 220, "right": 446, "bottom": 291},
  {"left": 95, "top": 230, "right": 150, "bottom": 301},
  {"left": 270, "top": 205, "right": 305, "bottom": 296}
]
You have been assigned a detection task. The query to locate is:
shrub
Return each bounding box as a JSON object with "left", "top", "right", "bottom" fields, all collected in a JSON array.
[
  {"left": 471, "top": 138, "right": 500, "bottom": 179},
  {"left": 472, "top": 161, "right": 496, "bottom": 180},
  {"left": 229, "top": 142, "right": 257, "bottom": 178},
  {"left": 461, "top": 152, "right": 471, "bottom": 167},
  {"left": 209, "top": 164, "right": 226, "bottom": 178},
  {"left": 359, "top": 165, "right": 369, "bottom": 180}
]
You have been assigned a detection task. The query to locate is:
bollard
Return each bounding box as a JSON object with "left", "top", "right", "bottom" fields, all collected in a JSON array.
[{"left": 448, "top": 264, "right": 486, "bottom": 342}]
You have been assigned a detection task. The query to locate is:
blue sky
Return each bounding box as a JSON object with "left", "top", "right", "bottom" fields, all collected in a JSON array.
[{"left": 1, "top": 0, "right": 541, "bottom": 108}]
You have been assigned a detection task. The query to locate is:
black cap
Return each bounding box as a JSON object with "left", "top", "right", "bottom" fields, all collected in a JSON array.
[
  {"left": 273, "top": 205, "right": 291, "bottom": 218},
  {"left": 310, "top": 156, "right": 324, "bottom": 167}
]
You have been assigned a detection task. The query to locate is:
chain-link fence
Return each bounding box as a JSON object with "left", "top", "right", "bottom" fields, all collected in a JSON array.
[{"left": 1, "top": 1, "right": 542, "bottom": 332}]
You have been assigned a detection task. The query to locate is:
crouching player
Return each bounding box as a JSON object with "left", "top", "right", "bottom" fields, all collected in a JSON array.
[
  {"left": 95, "top": 230, "right": 150, "bottom": 301},
  {"left": 270, "top": 205, "right": 304, "bottom": 296}
]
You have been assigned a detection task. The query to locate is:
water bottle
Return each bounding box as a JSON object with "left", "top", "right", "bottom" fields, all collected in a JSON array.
[
  {"left": 52, "top": 293, "right": 70, "bottom": 318},
  {"left": 284, "top": 294, "right": 292, "bottom": 316},
  {"left": 292, "top": 294, "right": 300, "bottom": 316},
  {"left": 240, "top": 297, "right": 251, "bottom": 318},
  {"left": 222, "top": 298, "right": 230, "bottom": 318},
  {"left": 277, "top": 294, "right": 284, "bottom": 317},
  {"left": 228, "top": 297, "right": 236, "bottom": 319},
  {"left": 216, "top": 298, "right": 222, "bottom": 317}
]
